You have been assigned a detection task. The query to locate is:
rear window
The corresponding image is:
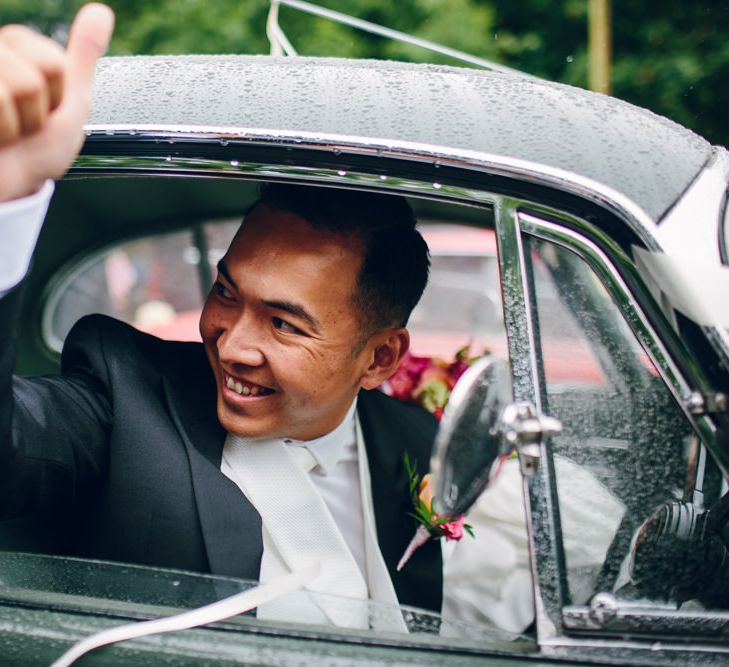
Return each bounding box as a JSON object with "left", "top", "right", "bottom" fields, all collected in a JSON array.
[{"left": 44, "top": 221, "right": 505, "bottom": 359}]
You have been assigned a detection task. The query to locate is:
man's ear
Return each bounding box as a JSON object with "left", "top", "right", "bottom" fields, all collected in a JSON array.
[{"left": 359, "top": 327, "right": 410, "bottom": 390}]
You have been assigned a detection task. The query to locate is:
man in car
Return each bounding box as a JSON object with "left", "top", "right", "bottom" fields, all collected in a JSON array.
[{"left": 0, "top": 4, "right": 442, "bottom": 621}]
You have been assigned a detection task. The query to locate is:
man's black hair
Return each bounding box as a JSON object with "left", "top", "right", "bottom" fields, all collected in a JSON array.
[{"left": 254, "top": 183, "right": 430, "bottom": 338}]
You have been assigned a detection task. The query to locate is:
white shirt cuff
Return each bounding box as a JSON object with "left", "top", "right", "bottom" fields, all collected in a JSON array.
[{"left": 0, "top": 179, "right": 54, "bottom": 294}]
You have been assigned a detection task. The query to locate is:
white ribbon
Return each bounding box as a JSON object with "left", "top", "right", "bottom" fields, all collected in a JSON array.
[{"left": 50, "top": 564, "right": 319, "bottom": 667}]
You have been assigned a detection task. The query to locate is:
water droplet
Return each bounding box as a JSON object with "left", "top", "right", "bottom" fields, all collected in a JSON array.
[
  {"left": 337, "top": 170, "right": 347, "bottom": 176},
  {"left": 220, "top": 139, "right": 229, "bottom": 146},
  {"left": 433, "top": 182, "right": 442, "bottom": 189},
  {"left": 165, "top": 156, "right": 171, "bottom": 162},
  {"left": 566, "top": 55, "right": 574, "bottom": 63},
  {"left": 230, "top": 160, "right": 239, "bottom": 167},
  {"left": 380, "top": 175, "right": 387, "bottom": 180}
]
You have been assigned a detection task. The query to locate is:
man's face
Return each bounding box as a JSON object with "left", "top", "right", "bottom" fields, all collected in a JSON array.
[{"left": 200, "top": 204, "right": 376, "bottom": 441}]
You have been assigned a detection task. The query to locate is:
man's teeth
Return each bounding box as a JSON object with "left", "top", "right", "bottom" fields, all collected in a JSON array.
[{"left": 225, "top": 375, "right": 271, "bottom": 396}]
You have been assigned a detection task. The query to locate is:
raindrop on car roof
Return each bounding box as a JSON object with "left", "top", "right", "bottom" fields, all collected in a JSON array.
[{"left": 88, "top": 55, "right": 710, "bottom": 220}]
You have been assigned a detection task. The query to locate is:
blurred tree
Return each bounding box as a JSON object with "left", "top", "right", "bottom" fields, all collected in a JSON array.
[
  {"left": 1, "top": 0, "right": 726, "bottom": 145},
  {"left": 487, "top": 0, "right": 728, "bottom": 145}
]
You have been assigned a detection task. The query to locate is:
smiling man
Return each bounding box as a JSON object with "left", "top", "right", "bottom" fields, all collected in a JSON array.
[
  {"left": 0, "top": 5, "right": 443, "bottom": 620},
  {"left": 204, "top": 189, "right": 421, "bottom": 441}
]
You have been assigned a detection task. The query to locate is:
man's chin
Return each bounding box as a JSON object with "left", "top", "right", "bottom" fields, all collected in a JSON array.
[{"left": 216, "top": 402, "right": 279, "bottom": 439}]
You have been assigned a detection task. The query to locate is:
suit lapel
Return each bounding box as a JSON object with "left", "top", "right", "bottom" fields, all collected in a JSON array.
[
  {"left": 162, "top": 345, "right": 262, "bottom": 580},
  {"left": 357, "top": 390, "right": 443, "bottom": 613}
]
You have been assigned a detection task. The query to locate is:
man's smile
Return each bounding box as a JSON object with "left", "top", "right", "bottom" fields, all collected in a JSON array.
[{"left": 222, "top": 372, "right": 276, "bottom": 398}]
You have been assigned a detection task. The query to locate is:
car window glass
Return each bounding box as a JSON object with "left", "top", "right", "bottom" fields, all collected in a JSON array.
[
  {"left": 524, "top": 233, "right": 729, "bottom": 613},
  {"left": 45, "top": 228, "right": 208, "bottom": 352}
]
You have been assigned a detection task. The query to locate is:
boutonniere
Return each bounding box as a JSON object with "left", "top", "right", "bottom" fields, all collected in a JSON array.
[{"left": 397, "top": 453, "right": 474, "bottom": 571}]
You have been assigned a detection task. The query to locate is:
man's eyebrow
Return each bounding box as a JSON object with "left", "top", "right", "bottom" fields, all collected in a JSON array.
[
  {"left": 216, "top": 260, "right": 236, "bottom": 288},
  {"left": 264, "top": 299, "right": 320, "bottom": 332}
]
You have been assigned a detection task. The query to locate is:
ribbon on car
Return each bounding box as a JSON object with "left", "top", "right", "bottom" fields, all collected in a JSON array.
[{"left": 49, "top": 564, "right": 319, "bottom": 667}]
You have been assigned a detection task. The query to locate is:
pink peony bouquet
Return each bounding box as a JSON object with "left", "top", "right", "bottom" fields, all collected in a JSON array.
[{"left": 381, "top": 345, "right": 478, "bottom": 421}]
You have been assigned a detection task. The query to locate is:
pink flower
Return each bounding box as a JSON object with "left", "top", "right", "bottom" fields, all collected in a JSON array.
[
  {"left": 438, "top": 515, "right": 466, "bottom": 541},
  {"left": 385, "top": 352, "right": 433, "bottom": 401},
  {"left": 381, "top": 345, "right": 484, "bottom": 421}
]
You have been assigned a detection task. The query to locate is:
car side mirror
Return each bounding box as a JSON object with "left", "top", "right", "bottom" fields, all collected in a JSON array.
[{"left": 429, "top": 356, "right": 561, "bottom": 517}]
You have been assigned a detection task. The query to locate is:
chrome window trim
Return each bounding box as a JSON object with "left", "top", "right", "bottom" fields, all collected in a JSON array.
[
  {"left": 561, "top": 602, "right": 729, "bottom": 640},
  {"left": 81, "top": 127, "right": 664, "bottom": 247},
  {"left": 493, "top": 199, "right": 568, "bottom": 641},
  {"left": 540, "top": 634, "right": 729, "bottom": 664}
]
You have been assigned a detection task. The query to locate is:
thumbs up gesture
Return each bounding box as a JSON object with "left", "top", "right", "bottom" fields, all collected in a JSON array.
[{"left": 0, "top": 3, "right": 114, "bottom": 201}]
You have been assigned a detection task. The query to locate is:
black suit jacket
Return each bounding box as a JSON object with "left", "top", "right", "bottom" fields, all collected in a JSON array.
[{"left": 0, "top": 284, "right": 443, "bottom": 612}]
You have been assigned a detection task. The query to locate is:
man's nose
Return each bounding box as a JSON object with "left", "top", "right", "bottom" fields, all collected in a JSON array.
[{"left": 216, "top": 320, "right": 265, "bottom": 367}]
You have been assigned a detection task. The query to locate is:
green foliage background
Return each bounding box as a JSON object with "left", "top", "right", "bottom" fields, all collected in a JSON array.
[{"left": 2, "top": 0, "right": 727, "bottom": 146}]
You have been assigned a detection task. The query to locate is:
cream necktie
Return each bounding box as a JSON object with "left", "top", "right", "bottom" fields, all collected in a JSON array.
[{"left": 223, "top": 435, "right": 368, "bottom": 628}]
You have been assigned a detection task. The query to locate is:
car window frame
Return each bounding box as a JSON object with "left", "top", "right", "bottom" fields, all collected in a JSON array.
[
  {"left": 494, "top": 199, "right": 729, "bottom": 648},
  {"left": 19, "top": 162, "right": 544, "bottom": 657},
  {"left": 22, "top": 144, "right": 724, "bottom": 661}
]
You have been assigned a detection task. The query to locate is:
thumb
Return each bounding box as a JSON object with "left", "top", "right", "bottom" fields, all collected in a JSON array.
[{"left": 65, "top": 3, "right": 115, "bottom": 96}]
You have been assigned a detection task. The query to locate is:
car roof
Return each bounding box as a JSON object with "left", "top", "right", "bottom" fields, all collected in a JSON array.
[{"left": 90, "top": 55, "right": 711, "bottom": 221}]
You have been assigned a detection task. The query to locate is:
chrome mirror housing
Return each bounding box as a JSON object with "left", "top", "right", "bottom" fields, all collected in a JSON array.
[
  {"left": 430, "top": 356, "right": 562, "bottom": 517},
  {"left": 429, "top": 357, "right": 513, "bottom": 517}
]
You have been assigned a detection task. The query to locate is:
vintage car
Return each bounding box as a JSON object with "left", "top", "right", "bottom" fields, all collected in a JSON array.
[{"left": 2, "top": 48, "right": 728, "bottom": 666}]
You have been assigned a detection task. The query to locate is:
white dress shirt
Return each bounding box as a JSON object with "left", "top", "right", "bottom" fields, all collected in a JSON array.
[
  {"left": 281, "top": 401, "right": 366, "bottom": 577},
  {"left": 0, "top": 180, "right": 54, "bottom": 294},
  {"left": 222, "top": 400, "right": 368, "bottom": 581}
]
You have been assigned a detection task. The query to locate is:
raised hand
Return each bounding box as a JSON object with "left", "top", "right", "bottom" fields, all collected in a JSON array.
[{"left": 0, "top": 3, "right": 114, "bottom": 202}]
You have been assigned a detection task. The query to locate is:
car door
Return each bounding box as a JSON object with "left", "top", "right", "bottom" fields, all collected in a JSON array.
[{"left": 494, "top": 193, "right": 729, "bottom": 663}]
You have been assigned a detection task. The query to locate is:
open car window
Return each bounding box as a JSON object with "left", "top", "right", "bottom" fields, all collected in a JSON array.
[{"left": 7, "top": 177, "right": 538, "bottom": 655}]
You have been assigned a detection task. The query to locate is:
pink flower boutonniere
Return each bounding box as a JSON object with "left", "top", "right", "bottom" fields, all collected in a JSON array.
[{"left": 396, "top": 453, "right": 474, "bottom": 571}]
